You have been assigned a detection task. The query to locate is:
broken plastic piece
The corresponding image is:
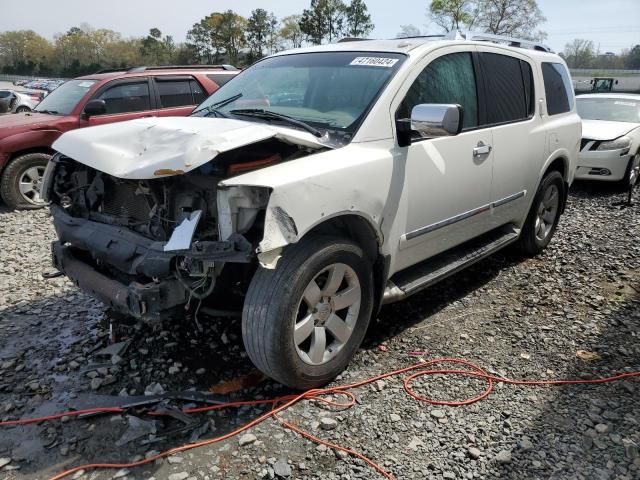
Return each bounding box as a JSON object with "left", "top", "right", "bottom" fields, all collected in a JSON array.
[
  {"left": 164, "top": 210, "right": 202, "bottom": 252},
  {"left": 115, "top": 415, "right": 157, "bottom": 446}
]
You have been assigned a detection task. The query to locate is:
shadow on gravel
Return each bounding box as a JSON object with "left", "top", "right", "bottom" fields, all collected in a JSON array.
[
  {"left": 487, "top": 292, "right": 640, "bottom": 480},
  {"left": 0, "top": 292, "right": 282, "bottom": 479}
]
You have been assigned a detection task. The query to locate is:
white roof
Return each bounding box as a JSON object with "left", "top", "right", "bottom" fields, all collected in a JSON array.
[
  {"left": 272, "top": 38, "right": 561, "bottom": 62},
  {"left": 576, "top": 93, "right": 640, "bottom": 101}
]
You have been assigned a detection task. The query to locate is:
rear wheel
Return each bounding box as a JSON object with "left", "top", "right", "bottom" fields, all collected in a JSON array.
[
  {"left": 242, "top": 235, "right": 374, "bottom": 389},
  {"left": 0, "top": 153, "right": 51, "bottom": 210},
  {"left": 15, "top": 106, "right": 30, "bottom": 113},
  {"left": 518, "top": 170, "right": 564, "bottom": 256}
]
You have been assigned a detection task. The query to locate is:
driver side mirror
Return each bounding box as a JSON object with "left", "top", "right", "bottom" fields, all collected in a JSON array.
[
  {"left": 398, "top": 104, "right": 463, "bottom": 147},
  {"left": 83, "top": 99, "right": 107, "bottom": 117}
]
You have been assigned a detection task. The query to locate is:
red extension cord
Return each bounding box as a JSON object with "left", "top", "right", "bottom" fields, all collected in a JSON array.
[{"left": 1, "top": 358, "right": 638, "bottom": 480}]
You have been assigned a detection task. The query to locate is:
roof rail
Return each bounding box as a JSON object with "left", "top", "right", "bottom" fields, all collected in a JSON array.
[
  {"left": 127, "top": 65, "right": 238, "bottom": 73},
  {"left": 94, "top": 67, "right": 131, "bottom": 74},
  {"left": 446, "top": 30, "right": 554, "bottom": 53},
  {"left": 395, "top": 35, "right": 446, "bottom": 40},
  {"left": 338, "top": 37, "right": 372, "bottom": 42}
]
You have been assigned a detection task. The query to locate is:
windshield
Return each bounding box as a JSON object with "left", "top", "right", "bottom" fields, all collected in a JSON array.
[
  {"left": 34, "top": 79, "right": 96, "bottom": 115},
  {"left": 577, "top": 97, "right": 640, "bottom": 123},
  {"left": 193, "top": 52, "right": 405, "bottom": 134}
]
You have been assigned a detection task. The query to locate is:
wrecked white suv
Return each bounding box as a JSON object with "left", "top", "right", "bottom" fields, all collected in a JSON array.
[{"left": 43, "top": 34, "right": 580, "bottom": 389}]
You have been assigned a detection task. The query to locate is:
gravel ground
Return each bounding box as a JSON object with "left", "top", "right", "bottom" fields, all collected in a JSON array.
[{"left": 0, "top": 182, "right": 639, "bottom": 480}]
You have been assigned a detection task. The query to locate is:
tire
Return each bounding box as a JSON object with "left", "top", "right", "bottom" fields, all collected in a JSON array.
[
  {"left": 0, "top": 152, "right": 51, "bottom": 210},
  {"left": 15, "top": 106, "right": 30, "bottom": 113},
  {"left": 242, "top": 235, "right": 374, "bottom": 390},
  {"left": 518, "top": 170, "right": 564, "bottom": 256},
  {"left": 619, "top": 153, "right": 640, "bottom": 190}
]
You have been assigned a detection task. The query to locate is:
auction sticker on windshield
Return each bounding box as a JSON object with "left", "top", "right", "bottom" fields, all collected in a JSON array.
[{"left": 350, "top": 57, "right": 399, "bottom": 67}]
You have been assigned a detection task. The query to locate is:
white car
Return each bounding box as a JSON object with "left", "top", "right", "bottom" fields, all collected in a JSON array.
[
  {"left": 43, "top": 33, "right": 581, "bottom": 389},
  {"left": 575, "top": 94, "right": 640, "bottom": 188},
  {"left": 0, "top": 89, "right": 39, "bottom": 113}
]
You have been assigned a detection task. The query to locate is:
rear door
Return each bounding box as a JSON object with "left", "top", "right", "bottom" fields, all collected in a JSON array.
[
  {"left": 475, "top": 47, "right": 543, "bottom": 229},
  {"left": 81, "top": 78, "right": 157, "bottom": 127},
  {"left": 153, "top": 76, "right": 208, "bottom": 117}
]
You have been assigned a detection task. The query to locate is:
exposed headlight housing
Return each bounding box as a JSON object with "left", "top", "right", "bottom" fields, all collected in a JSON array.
[{"left": 597, "top": 136, "right": 631, "bottom": 154}]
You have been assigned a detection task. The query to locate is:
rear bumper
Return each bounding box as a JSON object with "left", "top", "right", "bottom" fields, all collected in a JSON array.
[{"left": 52, "top": 241, "right": 187, "bottom": 320}]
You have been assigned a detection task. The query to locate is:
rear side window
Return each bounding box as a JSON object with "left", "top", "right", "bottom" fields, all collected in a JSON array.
[
  {"left": 99, "top": 82, "right": 151, "bottom": 114},
  {"left": 480, "top": 53, "right": 533, "bottom": 124},
  {"left": 157, "top": 79, "right": 207, "bottom": 108},
  {"left": 399, "top": 52, "right": 478, "bottom": 129},
  {"left": 542, "top": 63, "right": 574, "bottom": 115},
  {"left": 207, "top": 73, "right": 234, "bottom": 87}
]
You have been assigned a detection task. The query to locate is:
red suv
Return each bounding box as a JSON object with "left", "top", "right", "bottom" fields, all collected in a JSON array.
[{"left": 0, "top": 65, "right": 239, "bottom": 209}]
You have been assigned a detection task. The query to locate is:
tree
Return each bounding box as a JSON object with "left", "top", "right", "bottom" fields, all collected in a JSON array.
[
  {"left": 474, "top": 0, "right": 546, "bottom": 40},
  {"left": 300, "top": 0, "right": 347, "bottom": 45},
  {"left": 218, "top": 10, "right": 247, "bottom": 64},
  {"left": 625, "top": 45, "right": 640, "bottom": 69},
  {"left": 140, "top": 28, "right": 174, "bottom": 65},
  {"left": 429, "top": 0, "right": 476, "bottom": 32},
  {"left": 0, "top": 30, "right": 54, "bottom": 74},
  {"left": 280, "top": 15, "right": 305, "bottom": 48},
  {"left": 344, "top": 0, "right": 374, "bottom": 38},
  {"left": 246, "top": 9, "right": 278, "bottom": 59},
  {"left": 562, "top": 39, "right": 595, "bottom": 69},
  {"left": 396, "top": 24, "right": 422, "bottom": 38}
]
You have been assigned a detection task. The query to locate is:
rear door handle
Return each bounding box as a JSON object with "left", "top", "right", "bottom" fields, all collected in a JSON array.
[{"left": 473, "top": 142, "right": 492, "bottom": 157}]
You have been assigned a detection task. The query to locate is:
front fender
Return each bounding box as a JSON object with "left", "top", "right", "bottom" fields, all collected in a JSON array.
[
  {"left": 219, "top": 141, "right": 394, "bottom": 257},
  {"left": 0, "top": 129, "right": 60, "bottom": 157}
]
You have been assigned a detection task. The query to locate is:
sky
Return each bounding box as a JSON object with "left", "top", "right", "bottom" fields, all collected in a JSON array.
[{"left": 1, "top": 0, "right": 639, "bottom": 54}]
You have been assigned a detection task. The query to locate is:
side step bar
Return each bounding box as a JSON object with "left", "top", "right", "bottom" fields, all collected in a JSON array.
[{"left": 382, "top": 226, "right": 520, "bottom": 304}]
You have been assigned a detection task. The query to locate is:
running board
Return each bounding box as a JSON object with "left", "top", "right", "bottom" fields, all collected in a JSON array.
[{"left": 382, "top": 226, "right": 520, "bottom": 304}]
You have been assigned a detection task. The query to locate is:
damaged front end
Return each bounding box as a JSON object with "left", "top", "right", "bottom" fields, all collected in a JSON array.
[{"left": 43, "top": 135, "right": 318, "bottom": 321}]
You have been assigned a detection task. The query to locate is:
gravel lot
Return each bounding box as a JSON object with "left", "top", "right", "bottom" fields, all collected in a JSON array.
[{"left": 0, "top": 182, "right": 639, "bottom": 480}]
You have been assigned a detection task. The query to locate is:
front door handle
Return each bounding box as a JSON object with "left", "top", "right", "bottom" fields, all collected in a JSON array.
[{"left": 473, "top": 142, "right": 492, "bottom": 157}]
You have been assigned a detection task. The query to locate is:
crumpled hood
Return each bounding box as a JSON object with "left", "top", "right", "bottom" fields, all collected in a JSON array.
[
  {"left": 52, "top": 116, "right": 328, "bottom": 179},
  {"left": 581, "top": 119, "right": 639, "bottom": 141}
]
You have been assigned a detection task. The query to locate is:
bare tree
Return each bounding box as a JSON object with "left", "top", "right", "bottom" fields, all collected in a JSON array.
[
  {"left": 474, "top": 0, "right": 546, "bottom": 40},
  {"left": 562, "top": 39, "right": 595, "bottom": 68},
  {"left": 396, "top": 25, "right": 422, "bottom": 38}
]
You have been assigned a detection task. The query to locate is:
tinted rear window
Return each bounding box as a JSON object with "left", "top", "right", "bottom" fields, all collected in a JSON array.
[
  {"left": 542, "top": 63, "right": 574, "bottom": 115},
  {"left": 207, "top": 73, "right": 235, "bottom": 87},
  {"left": 480, "top": 53, "right": 533, "bottom": 124}
]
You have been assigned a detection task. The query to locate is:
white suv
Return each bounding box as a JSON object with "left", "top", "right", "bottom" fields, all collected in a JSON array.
[{"left": 44, "top": 33, "right": 581, "bottom": 389}]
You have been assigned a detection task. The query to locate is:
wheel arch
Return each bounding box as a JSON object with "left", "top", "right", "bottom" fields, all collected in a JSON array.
[
  {"left": 1, "top": 146, "right": 55, "bottom": 175},
  {"left": 538, "top": 153, "right": 570, "bottom": 213},
  {"left": 295, "top": 213, "right": 388, "bottom": 314}
]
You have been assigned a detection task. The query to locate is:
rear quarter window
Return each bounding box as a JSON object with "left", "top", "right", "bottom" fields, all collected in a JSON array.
[
  {"left": 542, "top": 62, "right": 574, "bottom": 115},
  {"left": 207, "top": 73, "right": 235, "bottom": 87}
]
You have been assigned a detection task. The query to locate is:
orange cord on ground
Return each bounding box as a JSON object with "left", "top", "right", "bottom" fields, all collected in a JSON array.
[{"left": 1, "top": 358, "right": 638, "bottom": 480}]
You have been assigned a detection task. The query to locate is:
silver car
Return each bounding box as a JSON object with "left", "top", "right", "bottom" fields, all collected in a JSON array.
[{"left": 0, "top": 90, "right": 39, "bottom": 114}]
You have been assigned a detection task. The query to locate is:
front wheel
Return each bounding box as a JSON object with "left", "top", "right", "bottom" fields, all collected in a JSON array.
[
  {"left": 15, "top": 106, "right": 30, "bottom": 113},
  {"left": 0, "top": 152, "right": 51, "bottom": 209},
  {"left": 518, "top": 170, "right": 564, "bottom": 256},
  {"left": 622, "top": 153, "right": 640, "bottom": 190},
  {"left": 242, "top": 235, "right": 374, "bottom": 389}
]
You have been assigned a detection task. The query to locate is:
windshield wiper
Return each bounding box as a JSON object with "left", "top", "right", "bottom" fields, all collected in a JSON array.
[
  {"left": 193, "top": 93, "right": 243, "bottom": 117},
  {"left": 35, "top": 109, "right": 60, "bottom": 115},
  {"left": 229, "top": 108, "right": 324, "bottom": 138}
]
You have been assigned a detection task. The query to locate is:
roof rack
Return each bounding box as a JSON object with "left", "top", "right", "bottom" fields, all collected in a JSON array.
[
  {"left": 395, "top": 35, "right": 446, "bottom": 40},
  {"left": 127, "top": 65, "right": 238, "bottom": 73},
  {"left": 445, "top": 30, "right": 553, "bottom": 53},
  {"left": 94, "top": 67, "right": 132, "bottom": 74},
  {"left": 338, "top": 37, "right": 372, "bottom": 42}
]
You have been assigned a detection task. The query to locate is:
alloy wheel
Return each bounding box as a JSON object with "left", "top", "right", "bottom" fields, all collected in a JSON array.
[
  {"left": 534, "top": 184, "right": 559, "bottom": 242},
  {"left": 18, "top": 166, "right": 46, "bottom": 205},
  {"left": 294, "top": 263, "right": 361, "bottom": 366}
]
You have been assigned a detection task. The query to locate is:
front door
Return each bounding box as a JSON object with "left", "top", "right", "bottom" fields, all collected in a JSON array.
[
  {"left": 81, "top": 78, "right": 157, "bottom": 127},
  {"left": 394, "top": 49, "right": 494, "bottom": 271}
]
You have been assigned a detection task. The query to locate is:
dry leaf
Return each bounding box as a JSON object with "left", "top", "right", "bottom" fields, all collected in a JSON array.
[{"left": 576, "top": 350, "right": 601, "bottom": 361}]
